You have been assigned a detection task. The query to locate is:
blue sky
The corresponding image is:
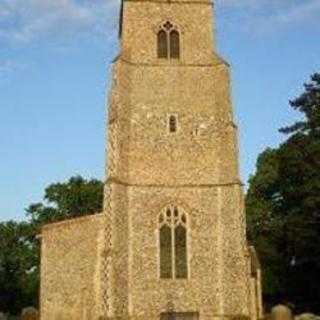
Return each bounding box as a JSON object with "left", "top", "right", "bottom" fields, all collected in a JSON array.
[{"left": 0, "top": 0, "right": 319, "bottom": 221}]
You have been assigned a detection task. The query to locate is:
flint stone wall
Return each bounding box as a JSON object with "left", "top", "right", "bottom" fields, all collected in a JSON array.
[
  {"left": 40, "top": 214, "right": 104, "bottom": 320},
  {"left": 105, "top": 0, "right": 258, "bottom": 318}
]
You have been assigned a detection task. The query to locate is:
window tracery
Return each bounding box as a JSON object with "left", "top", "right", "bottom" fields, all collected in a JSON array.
[
  {"left": 159, "top": 205, "right": 188, "bottom": 279},
  {"left": 157, "top": 21, "right": 180, "bottom": 59}
]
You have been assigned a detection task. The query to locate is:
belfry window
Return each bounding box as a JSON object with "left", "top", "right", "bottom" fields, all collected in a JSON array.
[
  {"left": 170, "top": 30, "right": 180, "bottom": 59},
  {"left": 157, "top": 30, "right": 168, "bottom": 59},
  {"left": 159, "top": 206, "right": 188, "bottom": 279},
  {"left": 157, "top": 21, "right": 180, "bottom": 60}
]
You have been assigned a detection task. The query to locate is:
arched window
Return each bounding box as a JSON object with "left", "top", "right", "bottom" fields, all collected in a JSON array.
[
  {"left": 157, "top": 21, "right": 180, "bottom": 60},
  {"left": 157, "top": 29, "right": 168, "bottom": 59},
  {"left": 170, "top": 30, "right": 180, "bottom": 59},
  {"left": 159, "top": 205, "right": 188, "bottom": 279}
]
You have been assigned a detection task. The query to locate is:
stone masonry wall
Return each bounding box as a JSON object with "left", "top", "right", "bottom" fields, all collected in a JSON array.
[
  {"left": 40, "top": 214, "right": 104, "bottom": 320},
  {"left": 105, "top": 0, "right": 253, "bottom": 318},
  {"left": 121, "top": 1, "right": 215, "bottom": 64},
  {"left": 125, "top": 184, "right": 250, "bottom": 319},
  {"left": 109, "top": 59, "right": 239, "bottom": 186}
]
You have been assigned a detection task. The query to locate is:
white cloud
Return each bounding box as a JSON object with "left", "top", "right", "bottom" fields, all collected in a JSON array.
[
  {"left": 0, "top": 0, "right": 120, "bottom": 44},
  {"left": 216, "top": 0, "right": 320, "bottom": 34}
]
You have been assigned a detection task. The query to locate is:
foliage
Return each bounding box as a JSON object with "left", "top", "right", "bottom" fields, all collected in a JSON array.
[
  {"left": 27, "top": 176, "right": 104, "bottom": 226},
  {"left": 280, "top": 73, "right": 320, "bottom": 136},
  {"left": 0, "top": 176, "right": 103, "bottom": 315},
  {"left": 246, "top": 73, "right": 320, "bottom": 312},
  {"left": 0, "top": 221, "right": 38, "bottom": 315}
]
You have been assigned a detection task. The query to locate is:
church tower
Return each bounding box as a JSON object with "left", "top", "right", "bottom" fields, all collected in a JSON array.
[{"left": 102, "top": 0, "right": 262, "bottom": 319}]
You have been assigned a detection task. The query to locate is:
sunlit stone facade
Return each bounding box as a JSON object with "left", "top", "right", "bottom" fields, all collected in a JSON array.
[{"left": 40, "top": 1, "right": 263, "bottom": 319}]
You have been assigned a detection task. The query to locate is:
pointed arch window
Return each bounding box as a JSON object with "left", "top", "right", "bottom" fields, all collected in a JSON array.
[
  {"left": 157, "top": 21, "right": 180, "bottom": 60},
  {"left": 158, "top": 205, "right": 188, "bottom": 279},
  {"left": 170, "top": 30, "right": 180, "bottom": 59},
  {"left": 157, "top": 29, "right": 168, "bottom": 59}
]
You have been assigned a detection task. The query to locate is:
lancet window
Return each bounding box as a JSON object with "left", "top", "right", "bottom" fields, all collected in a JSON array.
[{"left": 158, "top": 205, "right": 188, "bottom": 279}]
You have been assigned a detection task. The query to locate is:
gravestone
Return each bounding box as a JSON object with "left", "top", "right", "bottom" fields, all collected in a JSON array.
[
  {"left": 271, "top": 305, "right": 293, "bottom": 320},
  {"left": 20, "top": 307, "right": 38, "bottom": 320},
  {"left": 0, "top": 312, "right": 7, "bottom": 320},
  {"left": 296, "top": 314, "right": 320, "bottom": 320}
]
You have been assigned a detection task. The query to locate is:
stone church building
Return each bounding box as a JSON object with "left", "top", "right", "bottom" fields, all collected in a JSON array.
[{"left": 39, "top": 0, "right": 263, "bottom": 319}]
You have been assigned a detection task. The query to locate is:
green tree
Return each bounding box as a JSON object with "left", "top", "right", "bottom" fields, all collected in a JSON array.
[
  {"left": 280, "top": 73, "right": 320, "bottom": 136},
  {"left": 0, "top": 176, "right": 104, "bottom": 315},
  {"left": 246, "top": 73, "right": 320, "bottom": 312},
  {"left": 0, "top": 221, "right": 39, "bottom": 315},
  {"left": 27, "top": 175, "right": 104, "bottom": 226}
]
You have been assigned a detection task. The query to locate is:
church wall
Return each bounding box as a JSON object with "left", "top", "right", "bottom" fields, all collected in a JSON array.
[
  {"left": 247, "top": 248, "right": 264, "bottom": 320},
  {"left": 40, "top": 214, "right": 104, "bottom": 320},
  {"left": 219, "top": 185, "right": 250, "bottom": 316},
  {"left": 249, "top": 276, "right": 258, "bottom": 320},
  {"left": 105, "top": 182, "right": 130, "bottom": 318},
  {"left": 108, "top": 60, "right": 239, "bottom": 186},
  {"left": 106, "top": 0, "right": 258, "bottom": 318},
  {"left": 107, "top": 61, "right": 133, "bottom": 183},
  {"left": 119, "top": 184, "right": 250, "bottom": 320},
  {"left": 121, "top": 1, "right": 215, "bottom": 65},
  {"left": 256, "top": 269, "right": 263, "bottom": 319}
]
